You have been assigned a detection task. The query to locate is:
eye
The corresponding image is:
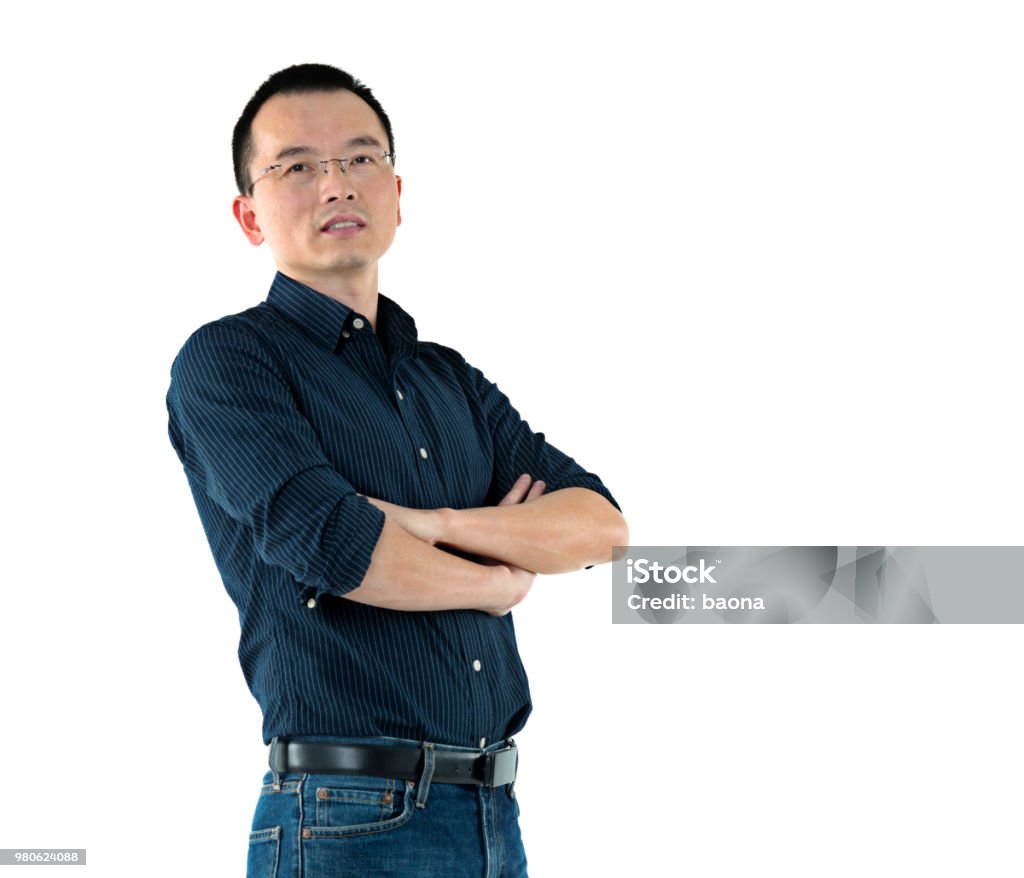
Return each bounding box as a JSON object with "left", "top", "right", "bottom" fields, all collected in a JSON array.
[
  {"left": 282, "top": 162, "right": 317, "bottom": 177},
  {"left": 349, "top": 153, "right": 378, "bottom": 166}
]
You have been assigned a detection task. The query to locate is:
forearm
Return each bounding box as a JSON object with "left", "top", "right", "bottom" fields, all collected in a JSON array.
[
  {"left": 343, "top": 517, "right": 530, "bottom": 615},
  {"left": 436, "top": 487, "right": 628, "bottom": 574}
]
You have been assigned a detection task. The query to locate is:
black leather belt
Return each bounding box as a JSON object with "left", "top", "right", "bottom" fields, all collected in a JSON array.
[{"left": 269, "top": 738, "right": 518, "bottom": 788}]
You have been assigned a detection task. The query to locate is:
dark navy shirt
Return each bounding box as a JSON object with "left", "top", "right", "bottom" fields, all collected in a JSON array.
[{"left": 167, "top": 273, "right": 618, "bottom": 746}]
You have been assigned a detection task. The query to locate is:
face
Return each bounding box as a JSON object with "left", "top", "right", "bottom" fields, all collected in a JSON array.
[{"left": 233, "top": 89, "right": 402, "bottom": 294}]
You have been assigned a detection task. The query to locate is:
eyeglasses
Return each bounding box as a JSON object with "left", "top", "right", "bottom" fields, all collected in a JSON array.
[{"left": 248, "top": 151, "right": 396, "bottom": 195}]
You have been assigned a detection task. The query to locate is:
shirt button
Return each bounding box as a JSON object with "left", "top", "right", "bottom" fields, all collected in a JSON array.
[
  {"left": 396, "top": 389, "right": 404, "bottom": 401},
  {"left": 472, "top": 659, "right": 481, "bottom": 672},
  {"left": 352, "top": 318, "right": 365, "bottom": 330},
  {"left": 306, "top": 598, "right": 317, "bottom": 609},
  {"left": 341, "top": 330, "right": 350, "bottom": 339},
  {"left": 419, "top": 448, "right": 428, "bottom": 459},
  {"left": 479, "top": 737, "right": 487, "bottom": 748}
]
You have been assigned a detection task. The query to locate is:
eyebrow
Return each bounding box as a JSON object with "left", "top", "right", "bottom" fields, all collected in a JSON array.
[{"left": 273, "top": 136, "right": 385, "bottom": 162}]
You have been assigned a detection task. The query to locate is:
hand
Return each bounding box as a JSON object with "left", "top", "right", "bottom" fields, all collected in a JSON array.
[
  {"left": 497, "top": 473, "right": 546, "bottom": 506},
  {"left": 482, "top": 561, "right": 536, "bottom": 617},
  {"left": 362, "top": 494, "right": 537, "bottom": 616}
]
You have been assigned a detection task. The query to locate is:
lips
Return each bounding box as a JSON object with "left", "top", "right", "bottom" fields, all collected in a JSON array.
[{"left": 320, "top": 213, "right": 366, "bottom": 232}]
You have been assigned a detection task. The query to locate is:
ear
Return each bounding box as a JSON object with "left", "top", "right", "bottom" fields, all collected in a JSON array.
[
  {"left": 395, "top": 175, "right": 402, "bottom": 227},
  {"left": 232, "top": 195, "right": 265, "bottom": 246}
]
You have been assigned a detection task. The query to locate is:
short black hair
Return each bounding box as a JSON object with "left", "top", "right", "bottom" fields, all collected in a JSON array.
[{"left": 232, "top": 63, "right": 395, "bottom": 195}]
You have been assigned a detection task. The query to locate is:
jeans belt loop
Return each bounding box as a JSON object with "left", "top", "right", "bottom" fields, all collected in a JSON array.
[
  {"left": 268, "top": 736, "right": 283, "bottom": 790},
  {"left": 507, "top": 737, "right": 518, "bottom": 799},
  {"left": 415, "top": 742, "right": 436, "bottom": 810}
]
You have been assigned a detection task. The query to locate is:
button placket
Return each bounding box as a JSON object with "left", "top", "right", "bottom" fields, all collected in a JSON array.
[{"left": 472, "top": 660, "right": 485, "bottom": 751}]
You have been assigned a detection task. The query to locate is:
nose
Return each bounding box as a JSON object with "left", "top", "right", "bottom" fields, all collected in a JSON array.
[{"left": 319, "top": 161, "right": 357, "bottom": 202}]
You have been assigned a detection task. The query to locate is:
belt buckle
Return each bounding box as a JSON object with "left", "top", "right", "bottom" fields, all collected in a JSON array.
[{"left": 482, "top": 745, "right": 518, "bottom": 787}]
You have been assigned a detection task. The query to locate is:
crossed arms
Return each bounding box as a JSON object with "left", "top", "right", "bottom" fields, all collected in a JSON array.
[
  {"left": 169, "top": 320, "right": 627, "bottom": 619},
  {"left": 350, "top": 475, "right": 628, "bottom": 616}
]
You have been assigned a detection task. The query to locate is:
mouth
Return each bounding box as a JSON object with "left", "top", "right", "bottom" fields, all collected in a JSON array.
[{"left": 321, "top": 214, "right": 366, "bottom": 233}]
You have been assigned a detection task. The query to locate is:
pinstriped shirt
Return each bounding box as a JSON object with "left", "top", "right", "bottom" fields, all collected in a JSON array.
[{"left": 167, "top": 272, "right": 618, "bottom": 747}]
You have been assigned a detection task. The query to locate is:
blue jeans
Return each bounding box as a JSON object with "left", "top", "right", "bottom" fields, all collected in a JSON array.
[{"left": 246, "top": 737, "right": 528, "bottom": 877}]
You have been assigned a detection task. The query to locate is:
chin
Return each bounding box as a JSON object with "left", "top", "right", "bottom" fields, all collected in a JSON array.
[{"left": 326, "top": 256, "right": 372, "bottom": 273}]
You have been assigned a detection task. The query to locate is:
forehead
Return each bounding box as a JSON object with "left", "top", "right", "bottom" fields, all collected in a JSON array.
[{"left": 250, "top": 89, "right": 388, "bottom": 160}]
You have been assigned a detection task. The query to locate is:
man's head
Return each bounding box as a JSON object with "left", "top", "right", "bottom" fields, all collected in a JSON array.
[
  {"left": 231, "top": 64, "right": 402, "bottom": 298},
  {"left": 232, "top": 63, "right": 394, "bottom": 196}
]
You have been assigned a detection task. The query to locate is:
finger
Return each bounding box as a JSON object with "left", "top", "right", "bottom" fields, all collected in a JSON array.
[
  {"left": 497, "top": 473, "right": 532, "bottom": 506},
  {"left": 525, "top": 479, "right": 546, "bottom": 501}
]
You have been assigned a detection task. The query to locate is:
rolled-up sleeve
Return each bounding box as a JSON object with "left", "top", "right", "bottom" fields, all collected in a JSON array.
[
  {"left": 167, "top": 320, "right": 384, "bottom": 600},
  {"left": 462, "top": 358, "right": 620, "bottom": 512}
]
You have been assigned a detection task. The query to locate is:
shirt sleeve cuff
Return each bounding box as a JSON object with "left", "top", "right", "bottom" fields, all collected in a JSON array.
[
  {"left": 298, "top": 496, "right": 386, "bottom": 604},
  {"left": 546, "top": 474, "right": 621, "bottom": 513}
]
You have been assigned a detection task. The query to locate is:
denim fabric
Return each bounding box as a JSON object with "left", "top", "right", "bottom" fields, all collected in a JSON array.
[{"left": 246, "top": 738, "right": 527, "bottom": 877}]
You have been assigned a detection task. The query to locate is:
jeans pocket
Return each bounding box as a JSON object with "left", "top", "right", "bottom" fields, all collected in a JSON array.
[
  {"left": 308, "top": 776, "right": 415, "bottom": 838},
  {"left": 247, "top": 826, "right": 280, "bottom": 878}
]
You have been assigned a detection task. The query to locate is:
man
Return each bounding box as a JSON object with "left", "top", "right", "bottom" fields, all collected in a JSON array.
[{"left": 167, "top": 63, "right": 626, "bottom": 877}]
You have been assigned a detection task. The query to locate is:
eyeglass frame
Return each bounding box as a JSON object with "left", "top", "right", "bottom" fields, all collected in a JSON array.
[{"left": 247, "top": 151, "right": 397, "bottom": 196}]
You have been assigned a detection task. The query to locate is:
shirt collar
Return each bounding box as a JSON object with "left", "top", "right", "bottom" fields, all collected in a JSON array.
[
  {"left": 266, "top": 272, "right": 354, "bottom": 349},
  {"left": 375, "top": 293, "right": 419, "bottom": 360},
  {"left": 265, "top": 271, "right": 419, "bottom": 355}
]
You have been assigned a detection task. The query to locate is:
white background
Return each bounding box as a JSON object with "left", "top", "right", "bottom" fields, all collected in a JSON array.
[{"left": 1, "top": 1, "right": 1022, "bottom": 875}]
